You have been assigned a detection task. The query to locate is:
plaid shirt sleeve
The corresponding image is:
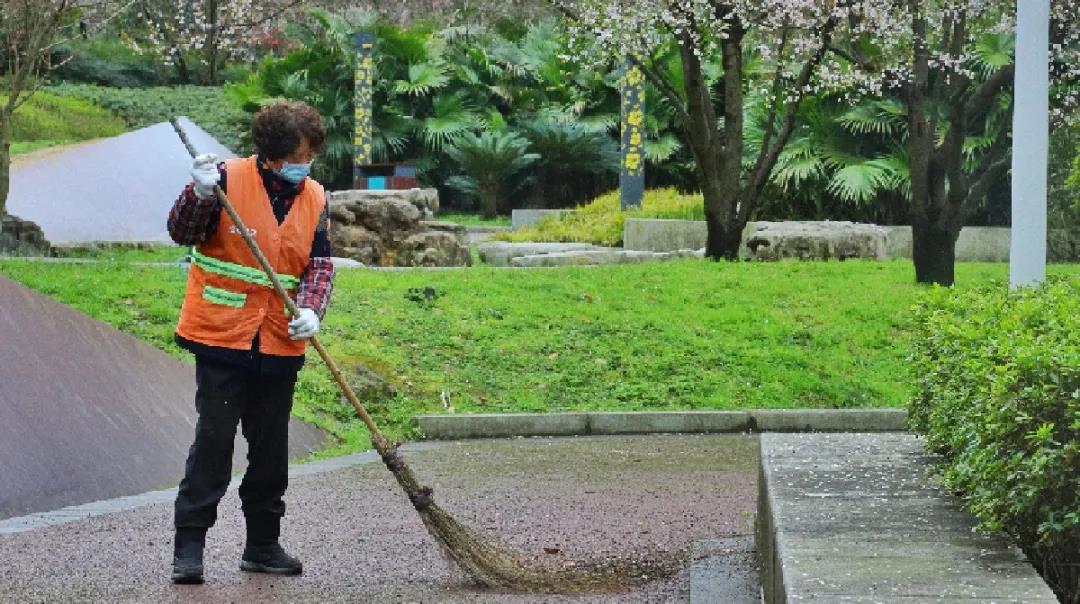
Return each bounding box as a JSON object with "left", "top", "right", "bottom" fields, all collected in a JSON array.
[
  {"left": 296, "top": 198, "right": 336, "bottom": 318},
  {"left": 166, "top": 163, "right": 226, "bottom": 245}
]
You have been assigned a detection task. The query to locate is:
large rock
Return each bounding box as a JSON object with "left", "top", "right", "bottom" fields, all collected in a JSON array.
[
  {"left": 333, "top": 188, "right": 439, "bottom": 220},
  {"left": 328, "top": 189, "right": 470, "bottom": 267},
  {"left": 745, "top": 221, "right": 887, "bottom": 261},
  {"left": 0, "top": 214, "right": 51, "bottom": 255}
]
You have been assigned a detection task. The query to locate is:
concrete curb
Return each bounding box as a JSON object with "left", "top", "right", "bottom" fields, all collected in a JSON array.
[
  {"left": 0, "top": 443, "right": 440, "bottom": 536},
  {"left": 414, "top": 409, "right": 907, "bottom": 440},
  {"left": 755, "top": 438, "right": 784, "bottom": 602}
]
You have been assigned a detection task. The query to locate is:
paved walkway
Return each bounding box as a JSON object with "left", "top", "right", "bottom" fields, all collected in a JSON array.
[{"left": 0, "top": 434, "right": 759, "bottom": 603}]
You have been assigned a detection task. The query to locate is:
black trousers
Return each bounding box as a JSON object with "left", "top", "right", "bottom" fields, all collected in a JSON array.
[{"left": 174, "top": 356, "right": 298, "bottom": 530}]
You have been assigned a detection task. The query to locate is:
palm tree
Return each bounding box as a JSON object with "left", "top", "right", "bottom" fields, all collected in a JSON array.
[
  {"left": 445, "top": 131, "right": 539, "bottom": 218},
  {"left": 761, "top": 96, "right": 910, "bottom": 221},
  {"left": 517, "top": 119, "right": 618, "bottom": 207}
]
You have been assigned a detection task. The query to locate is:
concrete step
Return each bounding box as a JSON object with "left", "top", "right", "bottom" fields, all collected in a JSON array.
[
  {"left": 757, "top": 433, "right": 1057, "bottom": 602},
  {"left": 690, "top": 537, "right": 760, "bottom": 603},
  {"left": 476, "top": 241, "right": 607, "bottom": 266}
]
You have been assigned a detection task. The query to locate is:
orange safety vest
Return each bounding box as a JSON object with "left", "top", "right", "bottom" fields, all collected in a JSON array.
[{"left": 176, "top": 156, "right": 326, "bottom": 357}]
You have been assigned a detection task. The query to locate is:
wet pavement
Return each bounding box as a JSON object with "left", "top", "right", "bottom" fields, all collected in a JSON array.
[
  {"left": 0, "top": 275, "right": 326, "bottom": 520},
  {"left": 0, "top": 434, "right": 759, "bottom": 603}
]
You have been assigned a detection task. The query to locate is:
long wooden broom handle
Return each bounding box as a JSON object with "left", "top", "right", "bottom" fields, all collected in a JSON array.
[{"left": 170, "top": 118, "right": 390, "bottom": 448}]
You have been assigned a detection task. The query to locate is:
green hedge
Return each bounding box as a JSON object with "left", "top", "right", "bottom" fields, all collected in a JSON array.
[
  {"left": 51, "top": 38, "right": 165, "bottom": 88},
  {"left": 909, "top": 278, "right": 1080, "bottom": 599}
]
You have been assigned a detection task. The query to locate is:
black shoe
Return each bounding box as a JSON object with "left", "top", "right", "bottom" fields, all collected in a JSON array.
[
  {"left": 171, "top": 528, "right": 206, "bottom": 584},
  {"left": 240, "top": 543, "right": 303, "bottom": 575}
]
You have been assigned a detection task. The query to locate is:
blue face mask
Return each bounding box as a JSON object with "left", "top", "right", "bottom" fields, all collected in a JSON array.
[{"left": 275, "top": 162, "right": 311, "bottom": 184}]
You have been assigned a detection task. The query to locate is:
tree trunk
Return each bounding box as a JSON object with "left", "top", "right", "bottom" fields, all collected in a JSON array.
[
  {"left": 701, "top": 172, "right": 744, "bottom": 260},
  {"left": 704, "top": 209, "right": 744, "bottom": 259},
  {"left": 911, "top": 218, "right": 958, "bottom": 285},
  {"left": 207, "top": 0, "right": 220, "bottom": 85},
  {"left": 676, "top": 24, "right": 745, "bottom": 262},
  {"left": 479, "top": 187, "right": 497, "bottom": 220},
  {"left": 0, "top": 111, "right": 11, "bottom": 219}
]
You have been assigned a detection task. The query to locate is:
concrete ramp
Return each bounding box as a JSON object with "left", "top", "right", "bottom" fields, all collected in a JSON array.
[
  {"left": 7, "top": 117, "right": 235, "bottom": 244},
  {"left": 0, "top": 275, "right": 327, "bottom": 520}
]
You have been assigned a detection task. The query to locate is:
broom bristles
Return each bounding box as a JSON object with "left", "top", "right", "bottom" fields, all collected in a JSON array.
[
  {"left": 417, "top": 501, "right": 670, "bottom": 594},
  {"left": 380, "top": 443, "right": 674, "bottom": 594}
]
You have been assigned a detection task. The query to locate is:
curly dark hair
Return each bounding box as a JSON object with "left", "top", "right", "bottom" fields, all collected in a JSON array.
[{"left": 251, "top": 100, "right": 326, "bottom": 160}]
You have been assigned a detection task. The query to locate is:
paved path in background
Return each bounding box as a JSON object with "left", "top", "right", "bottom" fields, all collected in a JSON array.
[
  {"left": 0, "top": 434, "right": 759, "bottom": 603},
  {"left": 7, "top": 118, "right": 234, "bottom": 244}
]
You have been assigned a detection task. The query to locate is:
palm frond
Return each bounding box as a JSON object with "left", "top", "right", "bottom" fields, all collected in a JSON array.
[
  {"left": 644, "top": 133, "right": 682, "bottom": 163},
  {"left": 969, "top": 32, "right": 1014, "bottom": 79},
  {"left": 421, "top": 93, "right": 480, "bottom": 150},
  {"left": 825, "top": 157, "right": 904, "bottom": 205},
  {"left": 837, "top": 100, "right": 907, "bottom": 137},
  {"left": 394, "top": 62, "right": 451, "bottom": 96}
]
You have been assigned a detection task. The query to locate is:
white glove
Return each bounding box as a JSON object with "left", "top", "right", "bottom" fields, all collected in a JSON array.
[
  {"left": 190, "top": 153, "right": 220, "bottom": 200},
  {"left": 288, "top": 308, "right": 320, "bottom": 340}
]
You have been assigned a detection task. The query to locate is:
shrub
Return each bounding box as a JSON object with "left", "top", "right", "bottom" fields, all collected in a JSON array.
[
  {"left": 909, "top": 279, "right": 1080, "bottom": 600},
  {"left": 492, "top": 188, "right": 704, "bottom": 246},
  {"left": 50, "top": 38, "right": 165, "bottom": 87},
  {"left": 47, "top": 84, "right": 249, "bottom": 154}
]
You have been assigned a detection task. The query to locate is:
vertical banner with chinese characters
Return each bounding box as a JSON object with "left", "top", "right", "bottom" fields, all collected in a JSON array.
[
  {"left": 620, "top": 59, "right": 645, "bottom": 210},
  {"left": 353, "top": 32, "right": 375, "bottom": 189}
]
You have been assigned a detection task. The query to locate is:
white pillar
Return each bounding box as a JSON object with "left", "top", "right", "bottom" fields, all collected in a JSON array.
[{"left": 1009, "top": 0, "right": 1050, "bottom": 288}]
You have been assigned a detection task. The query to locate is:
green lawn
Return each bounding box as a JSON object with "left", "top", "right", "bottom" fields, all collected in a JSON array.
[
  {"left": 3, "top": 258, "right": 1072, "bottom": 455},
  {"left": 49, "top": 244, "right": 191, "bottom": 263},
  {"left": 435, "top": 212, "right": 512, "bottom": 227},
  {"left": 12, "top": 140, "right": 68, "bottom": 155}
]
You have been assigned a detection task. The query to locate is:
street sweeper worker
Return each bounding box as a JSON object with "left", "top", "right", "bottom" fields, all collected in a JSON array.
[{"left": 165, "top": 100, "right": 335, "bottom": 584}]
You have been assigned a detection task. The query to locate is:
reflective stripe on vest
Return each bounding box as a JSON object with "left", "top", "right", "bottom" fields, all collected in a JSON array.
[
  {"left": 202, "top": 285, "right": 247, "bottom": 308},
  {"left": 189, "top": 248, "right": 301, "bottom": 290}
]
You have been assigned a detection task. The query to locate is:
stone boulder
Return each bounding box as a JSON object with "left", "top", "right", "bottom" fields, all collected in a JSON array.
[
  {"left": 0, "top": 214, "right": 51, "bottom": 255},
  {"left": 334, "top": 188, "right": 439, "bottom": 220},
  {"left": 744, "top": 221, "right": 887, "bottom": 261},
  {"left": 328, "top": 189, "right": 471, "bottom": 267}
]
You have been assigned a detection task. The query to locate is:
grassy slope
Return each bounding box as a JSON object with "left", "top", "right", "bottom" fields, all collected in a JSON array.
[
  {"left": 3, "top": 258, "right": 1072, "bottom": 455},
  {"left": 7, "top": 91, "right": 127, "bottom": 154},
  {"left": 47, "top": 84, "right": 248, "bottom": 154}
]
